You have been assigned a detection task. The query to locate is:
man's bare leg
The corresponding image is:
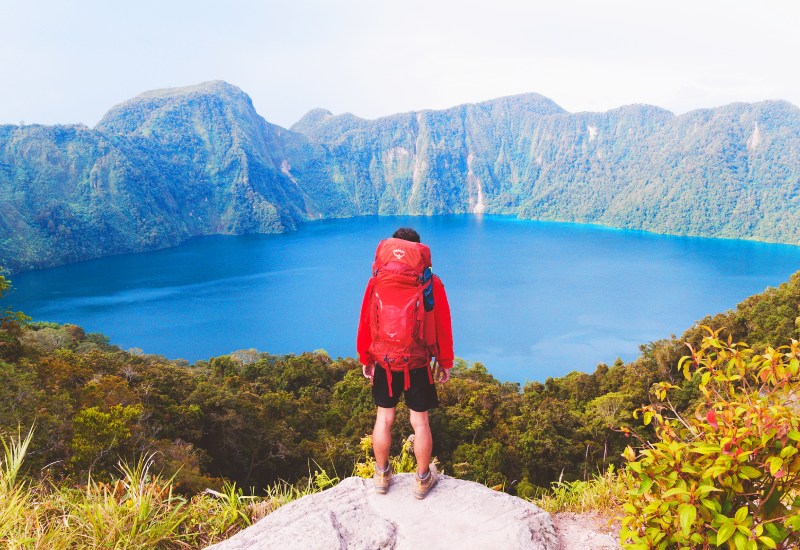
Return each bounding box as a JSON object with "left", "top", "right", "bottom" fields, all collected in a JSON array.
[
  {"left": 373, "top": 406, "right": 395, "bottom": 469},
  {"left": 409, "top": 410, "right": 432, "bottom": 475}
]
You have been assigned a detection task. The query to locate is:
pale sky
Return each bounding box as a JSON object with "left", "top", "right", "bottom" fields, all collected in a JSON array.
[{"left": 2, "top": 0, "right": 798, "bottom": 129}]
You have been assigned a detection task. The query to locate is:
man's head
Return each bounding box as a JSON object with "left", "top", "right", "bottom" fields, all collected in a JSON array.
[{"left": 392, "top": 227, "right": 420, "bottom": 243}]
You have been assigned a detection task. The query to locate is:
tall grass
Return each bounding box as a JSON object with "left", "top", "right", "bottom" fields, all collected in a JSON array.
[
  {"left": 1, "top": 426, "right": 35, "bottom": 546},
  {"left": 0, "top": 428, "right": 336, "bottom": 549},
  {"left": 61, "top": 455, "right": 193, "bottom": 548},
  {"left": 532, "top": 466, "right": 627, "bottom": 516}
]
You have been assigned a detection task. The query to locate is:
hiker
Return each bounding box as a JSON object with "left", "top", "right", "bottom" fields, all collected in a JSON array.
[{"left": 357, "top": 227, "right": 454, "bottom": 499}]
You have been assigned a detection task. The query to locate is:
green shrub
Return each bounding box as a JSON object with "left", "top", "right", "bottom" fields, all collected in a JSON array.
[
  {"left": 353, "top": 434, "right": 420, "bottom": 478},
  {"left": 622, "top": 328, "right": 800, "bottom": 548},
  {"left": 534, "top": 465, "right": 627, "bottom": 515}
]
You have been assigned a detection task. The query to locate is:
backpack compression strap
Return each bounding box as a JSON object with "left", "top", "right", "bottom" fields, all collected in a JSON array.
[{"left": 380, "top": 360, "right": 435, "bottom": 398}]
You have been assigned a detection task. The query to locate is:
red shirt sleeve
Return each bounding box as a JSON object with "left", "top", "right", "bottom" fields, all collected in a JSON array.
[
  {"left": 432, "top": 276, "right": 454, "bottom": 369},
  {"left": 356, "top": 277, "right": 375, "bottom": 366}
]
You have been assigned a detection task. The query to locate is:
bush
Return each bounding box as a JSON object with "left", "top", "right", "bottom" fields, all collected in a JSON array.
[
  {"left": 534, "top": 466, "right": 627, "bottom": 515},
  {"left": 353, "top": 434, "right": 420, "bottom": 478},
  {"left": 622, "top": 328, "right": 800, "bottom": 548}
]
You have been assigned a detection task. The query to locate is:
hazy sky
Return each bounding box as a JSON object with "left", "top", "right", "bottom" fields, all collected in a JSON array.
[{"left": 2, "top": 0, "right": 798, "bottom": 129}]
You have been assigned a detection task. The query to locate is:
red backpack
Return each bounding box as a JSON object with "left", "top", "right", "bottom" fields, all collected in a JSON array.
[{"left": 368, "top": 238, "right": 436, "bottom": 395}]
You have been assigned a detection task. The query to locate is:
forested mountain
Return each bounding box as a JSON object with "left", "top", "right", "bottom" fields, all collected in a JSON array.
[
  {"left": 2, "top": 81, "right": 800, "bottom": 273},
  {"left": 0, "top": 82, "right": 354, "bottom": 272},
  {"left": 294, "top": 96, "right": 800, "bottom": 240}
]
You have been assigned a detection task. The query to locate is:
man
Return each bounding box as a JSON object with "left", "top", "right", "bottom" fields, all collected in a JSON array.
[{"left": 357, "top": 227, "right": 454, "bottom": 499}]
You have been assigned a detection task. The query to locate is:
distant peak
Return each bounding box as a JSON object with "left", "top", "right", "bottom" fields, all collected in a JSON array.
[
  {"left": 472, "top": 92, "right": 566, "bottom": 115},
  {"left": 133, "top": 80, "right": 248, "bottom": 101},
  {"left": 290, "top": 108, "right": 337, "bottom": 133},
  {"left": 304, "top": 108, "right": 334, "bottom": 118},
  {"left": 294, "top": 93, "right": 566, "bottom": 130},
  {"left": 96, "top": 81, "right": 257, "bottom": 134}
]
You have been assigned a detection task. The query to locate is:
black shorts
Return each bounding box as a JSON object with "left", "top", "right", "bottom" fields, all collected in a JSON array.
[{"left": 372, "top": 364, "right": 439, "bottom": 412}]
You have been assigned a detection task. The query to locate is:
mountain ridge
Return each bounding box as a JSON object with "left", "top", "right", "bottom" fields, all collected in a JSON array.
[{"left": 2, "top": 81, "right": 800, "bottom": 273}]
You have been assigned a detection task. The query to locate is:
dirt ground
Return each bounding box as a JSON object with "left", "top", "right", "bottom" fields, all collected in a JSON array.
[{"left": 551, "top": 511, "right": 621, "bottom": 549}]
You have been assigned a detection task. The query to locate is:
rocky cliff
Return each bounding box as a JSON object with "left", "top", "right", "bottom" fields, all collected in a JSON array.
[{"left": 3, "top": 81, "right": 800, "bottom": 273}]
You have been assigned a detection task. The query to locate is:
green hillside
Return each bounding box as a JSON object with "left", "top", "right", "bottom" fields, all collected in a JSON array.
[
  {"left": 1, "top": 264, "right": 799, "bottom": 493},
  {"left": 0, "top": 82, "right": 353, "bottom": 273},
  {"left": 3, "top": 82, "right": 800, "bottom": 273}
]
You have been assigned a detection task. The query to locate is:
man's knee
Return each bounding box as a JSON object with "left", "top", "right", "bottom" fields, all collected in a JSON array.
[
  {"left": 375, "top": 406, "right": 396, "bottom": 428},
  {"left": 409, "top": 410, "right": 430, "bottom": 432}
]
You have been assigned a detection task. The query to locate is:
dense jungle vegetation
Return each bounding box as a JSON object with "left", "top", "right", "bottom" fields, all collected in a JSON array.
[
  {"left": 2, "top": 267, "right": 800, "bottom": 546},
  {"left": 0, "top": 267, "right": 798, "bottom": 495}
]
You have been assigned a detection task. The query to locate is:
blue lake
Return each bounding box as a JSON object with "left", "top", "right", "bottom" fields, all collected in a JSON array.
[{"left": 6, "top": 215, "right": 800, "bottom": 383}]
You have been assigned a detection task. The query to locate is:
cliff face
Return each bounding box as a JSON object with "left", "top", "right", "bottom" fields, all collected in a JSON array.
[
  {"left": 3, "top": 81, "right": 800, "bottom": 273},
  {"left": 0, "top": 82, "right": 353, "bottom": 272},
  {"left": 293, "top": 98, "right": 800, "bottom": 242}
]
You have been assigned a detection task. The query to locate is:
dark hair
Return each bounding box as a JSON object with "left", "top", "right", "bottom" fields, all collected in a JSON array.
[{"left": 392, "top": 227, "right": 420, "bottom": 243}]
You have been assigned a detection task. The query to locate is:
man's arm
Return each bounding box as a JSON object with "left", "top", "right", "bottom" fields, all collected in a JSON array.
[
  {"left": 432, "top": 276, "right": 454, "bottom": 379},
  {"left": 356, "top": 278, "right": 376, "bottom": 373}
]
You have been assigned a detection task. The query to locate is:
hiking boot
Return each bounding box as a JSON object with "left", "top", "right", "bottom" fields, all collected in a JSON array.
[
  {"left": 413, "top": 464, "right": 439, "bottom": 499},
  {"left": 373, "top": 464, "right": 392, "bottom": 494}
]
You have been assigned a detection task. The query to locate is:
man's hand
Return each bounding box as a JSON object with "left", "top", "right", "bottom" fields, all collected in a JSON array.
[
  {"left": 362, "top": 363, "right": 375, "bottom": 379},
  {"left": 438, "top": 367, "right": 451, "bottom": 383}
]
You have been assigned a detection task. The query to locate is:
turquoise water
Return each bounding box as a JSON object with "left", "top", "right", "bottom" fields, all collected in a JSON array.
[{"left": 6, "top": 215, "right": 800, "bottom": 383}]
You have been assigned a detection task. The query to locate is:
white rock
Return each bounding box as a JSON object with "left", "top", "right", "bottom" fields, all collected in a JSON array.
[{"left": 206, "top": 474, "right": 558, "bottom": 550}]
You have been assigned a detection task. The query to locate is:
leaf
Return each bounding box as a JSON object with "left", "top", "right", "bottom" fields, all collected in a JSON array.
[
  {"left": 692, "top": 444, "right": 721, "bottom": 455},
  {"left": 717, "top": 521, "right": 736, "bottom": 545},
  {"left": 662, "top": 487, "right": 689, "bottom": 498},
  {"left": 768, "top": 457, "right": 784, "bottom": 476},
  {"left": 678, "top": 503, "right": 697, "bottom": 535},
  {"left": 706, "top": 409, "right": 718, "bottom": 429},
  {"left": 732, "top": 532, "right": 748, "bottom": 550},
  {"left": 737, "top": 466, "right": 761, "bottom": 479},
  {"left": 700, "top": 498, "right": 720, "bottom": 513},
  {"left": 681, "top": 463, "right": 700, "bottom": 475},
  {"left": 734, "top": 506, "right": 748, "bottom": 523},
  {"left": 697, "top": 484, "right": 722, "bottom": 496},
  {"left": 706, "top": 465, "right": 729, "bottom": 477},
  {"left": 623, "top": 445, "right": 636, "bottom": 461},
  {"left": 758, "top": 536, "right": 777, "bottom": 549},
  {"left": 636, "top": 477, "right": 653, "bottom": 496},
  {"left": 764, "top": 521, "right": 786, "bottom": 540}
]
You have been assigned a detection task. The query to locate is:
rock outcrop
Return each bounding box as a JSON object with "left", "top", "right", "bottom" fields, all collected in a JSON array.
[{"left": 206, "top": 474, "right": 558, "bottom": 550}]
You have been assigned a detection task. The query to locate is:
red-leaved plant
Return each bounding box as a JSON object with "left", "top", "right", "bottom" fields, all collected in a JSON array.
[{"left": 621, "top": 328, "right": 800, "bottom": 549}]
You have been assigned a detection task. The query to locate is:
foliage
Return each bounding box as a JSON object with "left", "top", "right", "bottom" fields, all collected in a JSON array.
[
  {"left": 2, "top": 266, "right": 800, "bottom": 545},
  {"left": 62, "top": 455, "right": 192, "bottom": 549},
  {"left": 4, "top": 83, "right": 800, "bottom": 273},
  {"left": 71, "top": 404, "right": 144, "bottom": 473},
  {"left": 353, "top": 434, "right": 419, "bottom": 478},
  {"left": 184, "top": 482, "right": 255, "bottom": 543},
  {"left": 0, "top": 426, "right": 36, "bottom": 544},
  {"left": 0, "top": 273, "right": 29, "bottom": 362},
  {"left": 621, "top": 329, "right": 800, "bottom": 548},
  {"left": 0, "top": 428, "right": 332, "bottom": 548},
  {"left": 533, "top": 465, "right": 628, "bottom": 516}
]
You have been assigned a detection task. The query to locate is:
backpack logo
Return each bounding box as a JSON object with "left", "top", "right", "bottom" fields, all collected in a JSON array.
[{"left": 392, "top": 249, "right": 406, "bottom": 260}]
